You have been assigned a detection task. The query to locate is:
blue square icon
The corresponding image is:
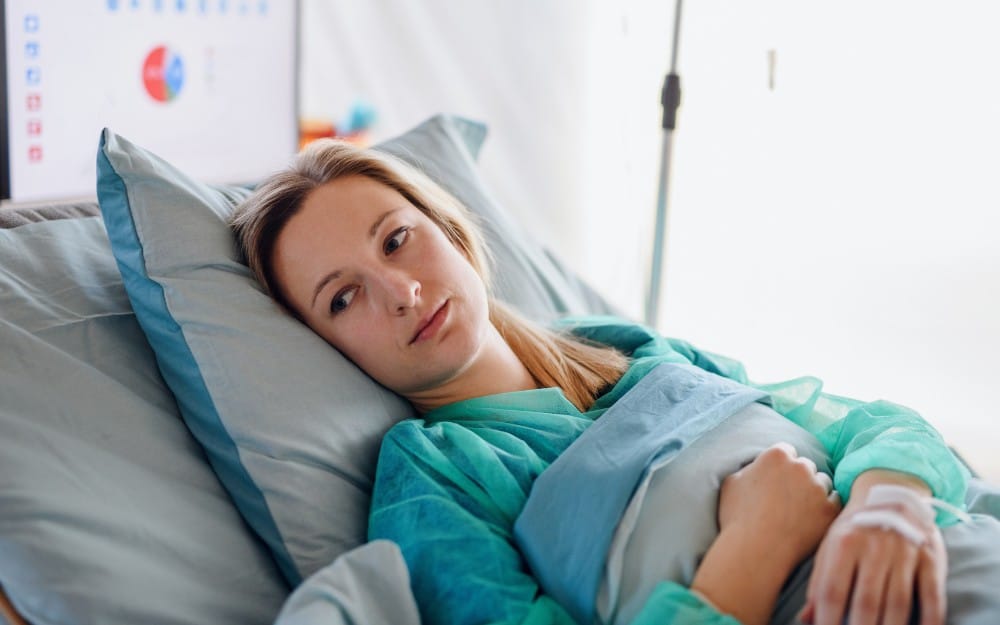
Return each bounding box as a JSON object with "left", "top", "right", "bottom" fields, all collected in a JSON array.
[
  {"left": 26, "top": 67, "right": 41, "bottom": 85},
  {"left": 25, "top": 41, "right": 39, "bottom": 58},
  {"left": 107, "top": 0, "right": 119, "bottom": 10},
  {"left": 24, "top": 14, "right": 39, "bottom": 32}
]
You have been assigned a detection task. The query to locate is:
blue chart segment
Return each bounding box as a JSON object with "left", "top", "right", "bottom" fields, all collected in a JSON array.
[{"left": 142, "top": 45, "right": 184, "bottom": 102}]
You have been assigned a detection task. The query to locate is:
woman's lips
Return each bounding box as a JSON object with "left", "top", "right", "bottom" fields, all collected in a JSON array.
[{"left": 411, "top": 300, "right": 449, "bottom": 344}]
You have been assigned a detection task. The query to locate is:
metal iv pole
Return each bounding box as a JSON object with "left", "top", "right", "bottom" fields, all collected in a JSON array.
[{"left": 644, "top": 0, "right": 683, "bottom": 329}]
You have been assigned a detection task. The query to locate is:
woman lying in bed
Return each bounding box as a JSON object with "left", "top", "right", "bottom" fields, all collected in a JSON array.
[{"left": 230, "top": 141, "right": 1000, "bottom": 625}]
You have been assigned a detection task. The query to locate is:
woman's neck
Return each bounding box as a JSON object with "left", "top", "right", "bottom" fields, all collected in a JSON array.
[{"left": 405, "top": 325, "right": 537, "bottom": 414}]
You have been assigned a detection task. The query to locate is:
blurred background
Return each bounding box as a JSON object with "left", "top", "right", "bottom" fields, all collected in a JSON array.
[
  {"left": 4, "top": 0, "right": 997, "bottom": 480},
  {"left": 301, "top": 0, "right": 1000, "bottom": 481}
]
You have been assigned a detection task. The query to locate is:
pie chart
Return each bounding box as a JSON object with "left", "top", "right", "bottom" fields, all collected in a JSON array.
[{"left": 142, "top": 45, "right": 184, "bottom": 103}]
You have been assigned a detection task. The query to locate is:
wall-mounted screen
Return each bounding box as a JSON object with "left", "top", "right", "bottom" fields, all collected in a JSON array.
[{"left": 2, "top": 0, "right": 298, "bottom": 205}]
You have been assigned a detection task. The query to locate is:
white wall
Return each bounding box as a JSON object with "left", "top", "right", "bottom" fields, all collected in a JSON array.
[
  {"left": 665, "top": 1, "right": 1000, "bottom": 481},
  {"left": 301, "top": 1, "right": 1000, "bottom": 481}
]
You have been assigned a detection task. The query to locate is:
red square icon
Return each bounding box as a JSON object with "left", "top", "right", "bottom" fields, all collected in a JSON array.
[
  {"left": 27, "top": 119, "right": 42, "bottom": 136},
  {"left": 28, "top": 145, "right": 43, "bottom": 162},
  {"left": 26, "top": 93, "right": 41, "bottom": 111}
]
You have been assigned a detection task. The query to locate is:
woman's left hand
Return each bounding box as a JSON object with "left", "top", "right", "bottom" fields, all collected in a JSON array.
[{"left": 798, "top": 470, "right": 948, "bottom": 625}]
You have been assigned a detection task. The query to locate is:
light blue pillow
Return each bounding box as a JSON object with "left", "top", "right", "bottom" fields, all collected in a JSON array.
[
  {"left": 0, "top": 217, "right": 288, "bottom": 625},
  {"left": 96, "top": 114, "right": 616, "bottom": 584}
]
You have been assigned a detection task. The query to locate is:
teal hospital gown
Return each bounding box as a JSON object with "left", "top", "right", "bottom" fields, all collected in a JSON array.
[{"left": 367, "top": 316, "right": 969, "bottom": 625}]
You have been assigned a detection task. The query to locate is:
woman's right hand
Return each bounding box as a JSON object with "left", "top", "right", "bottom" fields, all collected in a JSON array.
[
  {"left": 690, "top": 443, "right": 842, "bottom": 625},
  {"left": 719, "top": 442, "right": 842, "bottom": 571}
]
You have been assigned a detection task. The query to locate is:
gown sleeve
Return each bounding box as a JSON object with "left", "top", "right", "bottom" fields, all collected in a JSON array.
[
  {"left": 369, "top": 421, "right": 743, "bottom": 625},
  {"left": 663, "top": 335, "right": 970, "bottom": 521}
]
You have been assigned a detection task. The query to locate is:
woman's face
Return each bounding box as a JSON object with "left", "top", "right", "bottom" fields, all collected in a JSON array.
[{"left": 271, "top": 175, "right": 493, "bottom": 398}]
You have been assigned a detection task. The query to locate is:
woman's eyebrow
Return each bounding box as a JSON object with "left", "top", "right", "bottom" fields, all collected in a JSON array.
[
  {"left": 368, "top": 208, "right": 399, "bottom": 238},
  {"left": 311, "top": 269, "right": 342, "bottom": 310},
  {"left": 310, "top": 209, "right": 401, "bottom": 310}
]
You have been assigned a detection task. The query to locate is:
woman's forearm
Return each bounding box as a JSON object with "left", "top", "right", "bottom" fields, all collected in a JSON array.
[{"left": 690, "top": 525, "right": 798, "bottom": 625}]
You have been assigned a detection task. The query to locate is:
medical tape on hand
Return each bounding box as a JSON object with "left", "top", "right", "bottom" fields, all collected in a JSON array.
[
  {"left": 849, "top": 509, "right": 927, "bottom": 545},
  {"left": 848, "top": 484, "right": 971, "bottom": 546}
]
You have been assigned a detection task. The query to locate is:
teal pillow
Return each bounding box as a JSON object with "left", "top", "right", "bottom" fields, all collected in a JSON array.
[
  {"left": 0, "top": 218, "right": 288, "bottom": 625},
  {"left": 96, "top": 114, "right": 615, "bottom": 584}
]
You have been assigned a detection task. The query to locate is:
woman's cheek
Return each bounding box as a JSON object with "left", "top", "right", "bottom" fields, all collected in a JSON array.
[{"left": 338, "top": 321, "right": 395, "bottom": 363}]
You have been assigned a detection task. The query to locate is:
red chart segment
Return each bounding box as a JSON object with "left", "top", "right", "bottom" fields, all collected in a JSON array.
[{"left": 142, "top": 45, "right": 184, "bottom": 103}]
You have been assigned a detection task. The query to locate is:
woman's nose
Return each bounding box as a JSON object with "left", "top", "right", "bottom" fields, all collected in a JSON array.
[{"left": 377, "top": 269, "right": 420, "bottom": 313}]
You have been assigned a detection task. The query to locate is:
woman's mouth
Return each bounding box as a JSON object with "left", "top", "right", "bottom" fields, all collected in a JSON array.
[{"left": 410, "top": 301, "right": 449, "bottom": 345}]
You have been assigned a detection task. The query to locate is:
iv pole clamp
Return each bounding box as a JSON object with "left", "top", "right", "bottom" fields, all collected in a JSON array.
[{"left": 644, "top": 0, "right": 683, "bottom": 329}]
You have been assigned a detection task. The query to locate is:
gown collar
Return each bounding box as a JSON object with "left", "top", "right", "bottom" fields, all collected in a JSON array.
[{"left": 422, "top": 386, "right": 583, "bottom": 423}]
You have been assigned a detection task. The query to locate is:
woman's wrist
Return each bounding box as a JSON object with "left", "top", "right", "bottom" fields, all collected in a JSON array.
[
  {"left": 845, "top": 469, "right": 931, "bottom": 514},
  {"left": 691, "top": 525, "right": 799, "bottom": 625}
]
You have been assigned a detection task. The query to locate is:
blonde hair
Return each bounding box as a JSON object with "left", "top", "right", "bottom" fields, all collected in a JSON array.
[{"left": 229, "top": 139, "right": 628, "bottom": 411}]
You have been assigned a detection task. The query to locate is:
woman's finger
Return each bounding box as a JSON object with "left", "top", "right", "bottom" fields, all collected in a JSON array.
[
  {"left": 879, "top": 542, "right": 919, "bottom": 625},
  {"left": 803, "top": 538, "right": 828, "bottom": 610},
  {"left": 815, "top": 471, "right": 834, "bottom": 494},
  {"left": 802, "top": 537, "right": 837, "bottom": 624},
  {"left": 917, "top": 547, "right": 947, "bottom": 625},
  {"left": 796, "top": 455, "right": 818, "bottom": 474},
  {"left": 799, "top": 540, "right": 830, "bottom": 624},
  {"left": 846, "top": 549, "right": 891, "bottom": 625},
  {"left": 810, "top": 544, "right": 856, "bottom": 625},
  {"left": 769, "top": 441, "right": 798, "bottom": 458}
]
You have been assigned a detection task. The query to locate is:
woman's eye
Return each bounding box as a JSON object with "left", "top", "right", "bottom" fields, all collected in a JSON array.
[
  {"left": 330, "top": 287, "right": 357, "bottom": 314},
  {"left": 384, "top": 227, "right": 409, "bottom": 255}
]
